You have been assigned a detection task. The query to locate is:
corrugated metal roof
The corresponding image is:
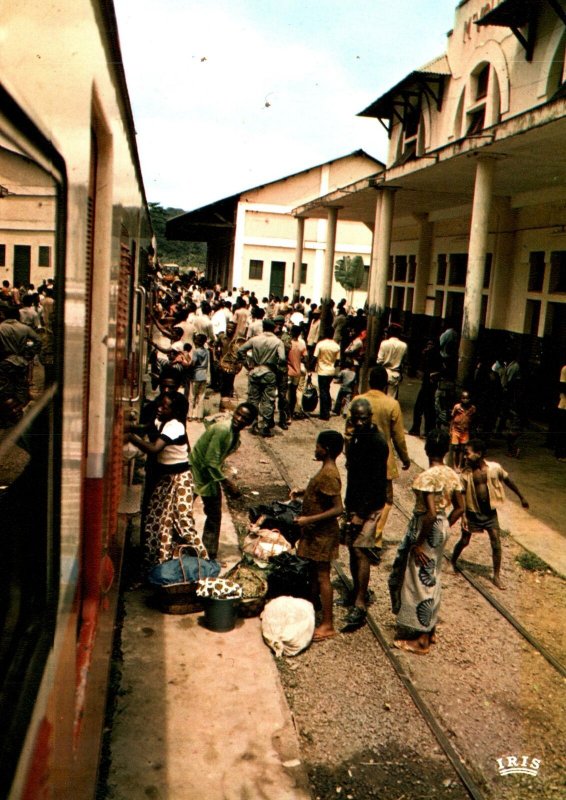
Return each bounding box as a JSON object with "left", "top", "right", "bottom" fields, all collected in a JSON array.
[
  {"left": 358, "top": 59, "right": 450, "bottom": 120},
  {"left": 166, "top": 149, "right": 384, "bottom": 241},
  {"left": 417, "top": 53, "right": 451, "bottom": 76}
]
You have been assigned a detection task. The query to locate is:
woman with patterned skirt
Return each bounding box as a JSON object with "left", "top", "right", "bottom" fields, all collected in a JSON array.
[
  {"left": 388, "top": 429, "right": 464, "bottom": 655},
  {"left": 128, "top": 393, "right": 208, "bottom": 570}
]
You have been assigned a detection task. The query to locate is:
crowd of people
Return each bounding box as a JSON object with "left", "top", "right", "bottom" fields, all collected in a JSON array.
[
  {"left": 129, "top": 271, "right": 542, "bottom": 651},
  {"left": 146, "top": 272, "right": 566, "bottom": 462},
  {"left": 0, "top": 267, "right": 558, "bottom": 654},
  {"left": 0, "top": 278, "right": 55, "bottom": 427},
  {"left": 146, "top": 274, "right": 376, "bottom": 432}
]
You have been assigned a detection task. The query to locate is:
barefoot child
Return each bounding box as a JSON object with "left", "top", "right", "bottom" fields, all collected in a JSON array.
[
  {"left": 449, "top": 390, "right": 476, "bottom": 469},
  {"left": 292, "top": 431, "right": 344, "bottom": 641},
  {"left": 452, "top": 438, "right": 529, "bottom": 589}
]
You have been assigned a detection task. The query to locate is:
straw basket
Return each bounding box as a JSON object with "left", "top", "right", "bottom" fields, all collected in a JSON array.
[
  {"left": 224, "top": 562, "right": 269, "bottom": 618},
  {"left": 155, "top": 546, "right": 204, "bottom": 615}
]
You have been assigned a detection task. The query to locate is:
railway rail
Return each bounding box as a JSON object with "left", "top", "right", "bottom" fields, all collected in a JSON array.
[
  {"left": 301, "top": 410, "right": 566, "bottom": 679},
  {"left": 254, "top": 434, "right": 486, "bottom": 800},
  {"left": 390, "top": 496, "right": 566, "bottom": 680},
  {"left": 251, "top": 418, "right": 565, "bottom": 800}
]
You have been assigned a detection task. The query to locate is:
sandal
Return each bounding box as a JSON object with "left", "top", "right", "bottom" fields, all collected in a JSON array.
[{"left": 341, "top": 606, "right": 367, "bottom": 632}]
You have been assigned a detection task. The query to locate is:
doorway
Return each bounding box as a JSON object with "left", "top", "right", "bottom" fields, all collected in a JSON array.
[
  {"left": 269, "top": 261, "right": 285, "bottom": 298},
  {"left": 13, "top": 245, "right": 31, "bottom": 287}
]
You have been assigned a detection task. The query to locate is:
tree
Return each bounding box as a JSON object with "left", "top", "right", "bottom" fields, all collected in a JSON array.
[
  {"left": 335, "top": 255, "right": 365, "bottom": 295},
  {"left": 148, "top": 202, "right": 207, "bottom": 270}
]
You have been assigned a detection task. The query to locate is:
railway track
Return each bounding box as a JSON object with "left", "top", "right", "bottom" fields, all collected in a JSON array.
[
  {"left": 391, "top": 496, "right": 566, "bottom": 680},
  {"left": 252, "top": 419, "right": 565, "bottom": 800},
  {"left": 300, "top": 410, "right": 566, "bottom": 679},
  {"left": 255, "top": 433, "right": 486, "bottom": 800}
]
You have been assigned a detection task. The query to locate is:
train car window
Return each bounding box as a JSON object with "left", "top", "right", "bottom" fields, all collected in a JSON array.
[{"left": 0, "top": 88, "right": 65, "bottom": 798}]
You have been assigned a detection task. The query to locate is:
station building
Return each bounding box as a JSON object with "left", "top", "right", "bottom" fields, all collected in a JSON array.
[
  {"left": 0, "top": 164, "right": 56, "bottom": 289},
  {"left": 294, "top": 0, "right": 566, "bottom": 413},
  {"left": 166, "top": 150, "right": 382, "bottom": 307}
]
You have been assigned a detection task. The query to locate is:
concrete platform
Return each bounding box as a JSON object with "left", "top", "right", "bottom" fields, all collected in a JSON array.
[
  {"left": 107, "top": 383, "right": 565, "bottom": 799},
  {"left": 107, "top": 424, "right": 311, "bottom": 800}
]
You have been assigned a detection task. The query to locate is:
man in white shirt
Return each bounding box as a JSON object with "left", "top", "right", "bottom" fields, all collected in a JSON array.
[
  {"left": 377, "top": 323, "right": 408, "bottom": 399},
  {"left": 314, "top": 328, "right": 340, "bottom": 420},
  {"left": 211, "top": 302, "right": 227, "bottom": 337},
  {"left": 289, "top": 304, "right": 305, "bottom": 328}
]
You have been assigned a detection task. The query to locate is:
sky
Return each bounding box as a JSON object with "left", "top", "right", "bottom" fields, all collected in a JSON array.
[{"left": 114, "top": 0, "right": 458, "bottom": 211}]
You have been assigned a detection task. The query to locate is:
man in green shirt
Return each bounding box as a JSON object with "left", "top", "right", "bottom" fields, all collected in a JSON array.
[{"left": 190, "top": 402, "right": 257, "bottom": 559}]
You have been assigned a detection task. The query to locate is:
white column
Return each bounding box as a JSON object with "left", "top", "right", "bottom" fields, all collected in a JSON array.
[
  {"left": 320, "top": 206, "right": 339, "bottom": 333},
  {"left": 292, "top": 216, "right": 305, "bottom": 303},
  {"left": 458, "top": 157, "right": 496, "bottom": 385},
  {"left": 413, "top": 213, "right": 433, "bottom": 315},
  {"left": 360, "top": 189, "right": 396, "bottom": 389},
  {"left": 374, "top": 189, "right": 395, "bottom": 315},
  {"left": 231, "top": 201, "right": 247, "bottom": 289},
  {"left": 487, "top": 196, "right": 515, "bottom": 330},
  {"left": 368, "top": 189, "right": 395, "bottom": 360},
  {"left": 366, "top": 192, "right": 383, "bottom": 315},
  {"left": 360, "top": 193, "right": 382, "bottom": 390},
  {"left": 321, "top": 206, "right": 339, "bottom": 303}
]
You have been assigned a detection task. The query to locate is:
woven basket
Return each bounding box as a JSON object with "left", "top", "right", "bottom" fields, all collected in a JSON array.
[
  {"left": 239, "top": 596, "right": 266, "bottom": 618},
  {"left": 224, "top": 562, "right": 268, "bottom": 618},
  {"left": 156, "top": 583, "right": 203, "bottom": 615},
  {"left": 154, "top": 545, "right": 204, "bottom": 615}
]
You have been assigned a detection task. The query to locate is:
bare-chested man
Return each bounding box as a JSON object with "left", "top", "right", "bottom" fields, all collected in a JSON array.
[{"left": 451, "top": 438, "right": 529, "bottom": 589}]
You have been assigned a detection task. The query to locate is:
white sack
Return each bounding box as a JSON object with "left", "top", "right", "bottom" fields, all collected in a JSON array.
[{"left": 261, "top": 596, "right": 315, "bottom": 657}]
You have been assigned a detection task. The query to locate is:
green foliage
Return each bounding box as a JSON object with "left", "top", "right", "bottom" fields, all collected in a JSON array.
[
  {"left": 515, "top": 551, "right": 551, "bottom": 573},
  {"left": 334, "top": 255, "right": 365, "bottom": 291},
  {"left": 149, "top": 202, "right": 207, "bottom": 269}
]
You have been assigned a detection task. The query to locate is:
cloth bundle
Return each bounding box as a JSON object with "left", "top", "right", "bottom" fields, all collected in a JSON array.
[
  {"left": 148, "top": 555, "right": 220, "bottom": 586},
  {"left": 196, "top": 577, "right": 242, "bottom": 600},
  {"left": 242, "top": 527, "right": 292, "bottom": 567},
  {"left": 248, "top": 499, "right": 302, "bottom": 545},
  {"left": 261, "top": 596, "right": 315, "bottom": 657}
]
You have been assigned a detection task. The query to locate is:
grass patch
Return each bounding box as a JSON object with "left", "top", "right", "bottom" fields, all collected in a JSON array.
[{"left": 515, "top": 551, "right": 550, "bottom": 573}]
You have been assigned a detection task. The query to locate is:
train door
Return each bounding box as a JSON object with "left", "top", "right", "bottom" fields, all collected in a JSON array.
[
  {"left": 74, "top": 108, "right": 116, "bottom": 761},
  {"left": 71, "top": 107, "right": 143, "bottom": 795},
  {"left": 106, "top": 235, "right": 132, "bottom": 537}
]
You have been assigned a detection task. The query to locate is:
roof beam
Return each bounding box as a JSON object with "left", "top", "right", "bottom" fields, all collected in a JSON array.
[
  {"left": 547, "top": 0, "right": 566, "bottom": 26},
  {"left": 476, "top": 0, "right": 537, "bottom": 61}
]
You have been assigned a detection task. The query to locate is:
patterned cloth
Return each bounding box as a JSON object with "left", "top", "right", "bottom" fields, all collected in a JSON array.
[
  {"left": 411, "top": 465, "right": 461, "bottom": 513},
  {"left": 196, "top": 577, "right": 242, "bottom": 599},
  {"left": 388, "top": 465, "right": 460, "bottom": 634},
  {"left": 144, "top": 469, "right": 207, "bottom": 569}
]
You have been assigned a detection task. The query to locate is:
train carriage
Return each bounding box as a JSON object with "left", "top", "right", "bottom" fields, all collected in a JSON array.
[{"left": 0, "top": 1, "right": 151, "bottom": 797}]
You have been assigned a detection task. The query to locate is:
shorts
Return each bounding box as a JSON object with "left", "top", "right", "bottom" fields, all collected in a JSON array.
[
  {"left": 342, "top": 509, "right": 382, "bottom": 548},
  {"left": 450, "top": 430, "right": 470, "bottom": 445},
  {"left": 464, "top": 509, "right": 499, "bottom": 533}
]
